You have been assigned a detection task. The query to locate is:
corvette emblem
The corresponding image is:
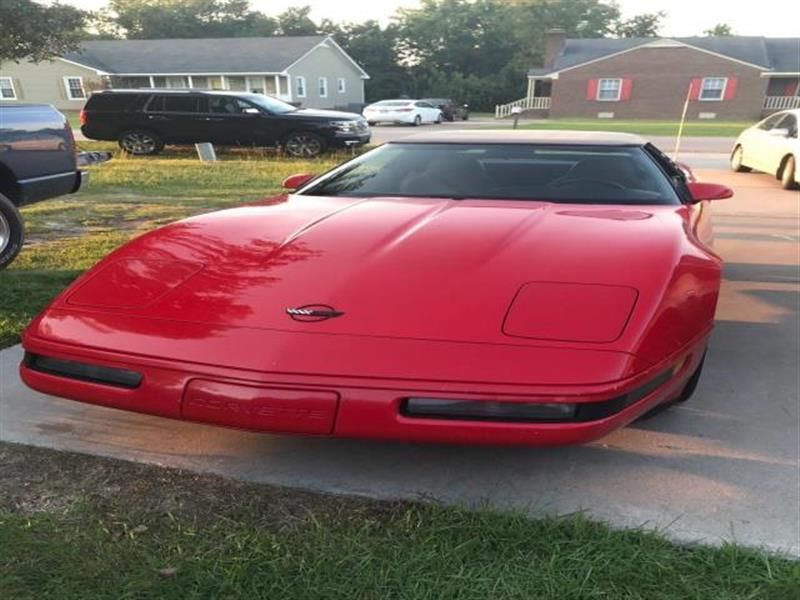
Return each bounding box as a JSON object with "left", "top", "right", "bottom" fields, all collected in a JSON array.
[{"left": 286, "top": 304, "right": 344, "bottom": 322}]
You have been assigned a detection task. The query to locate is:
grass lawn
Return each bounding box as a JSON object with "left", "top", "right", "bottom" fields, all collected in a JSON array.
[
  {"left": 517, "top": 118, "right": 751, "bottom": 137},
  {"left": 0, "top": 142, "right": 341, "bottom": 348},
  {"left": 61, "top": 109, "right": 81, "bottom": 130},
  {"left": 1, "top": 442, "right": 797, "bottom": 599}
]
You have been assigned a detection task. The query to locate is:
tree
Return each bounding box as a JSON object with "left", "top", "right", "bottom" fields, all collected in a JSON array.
[
  {"left": 98, "top": 0, "right": 276, "bottom": 39},
  {"left": 614, "top": 11, "right": 665, "bottom": 38},
  {"left": 704, "top": 23, "right": 733, "bottom": 36},
  {"left": 0, "top": 0, "right": 88, "bottom": 62},
  {"left": 275, "top": 5, "right": 318, "bottom": 36},
  {"left": 322, "top": 20, "right": 410, "bottom": 101}
]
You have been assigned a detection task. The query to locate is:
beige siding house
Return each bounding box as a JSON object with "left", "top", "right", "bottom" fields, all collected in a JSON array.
[
  {"left": 0, "top": 36, "right": 368, "bottom": 111},
  {"left": 0, "top": 58, "right": 103, "bottom": 110}
]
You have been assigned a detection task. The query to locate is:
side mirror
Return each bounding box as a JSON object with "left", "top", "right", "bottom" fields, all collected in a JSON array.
[
  {"left": 768, "top": 127, "right": 790, "bottom": 137},
  {"left": 282, "top": 173, "right": 315, "bottom": 190},
  {"left": 687, "top": 182, "right": 733, "bottom": 203},
  {"left": 676, "top": 161, "right": 696, "bottom": 183}
]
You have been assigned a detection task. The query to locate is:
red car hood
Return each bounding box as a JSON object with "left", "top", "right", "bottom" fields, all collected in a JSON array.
[{"left": 40, "top": 195, "right": 720, "bottom": 364}]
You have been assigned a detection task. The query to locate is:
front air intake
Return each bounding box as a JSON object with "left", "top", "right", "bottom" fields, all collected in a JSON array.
[{"left": 23, "top": 352, "right": 142, "bottom": 389}]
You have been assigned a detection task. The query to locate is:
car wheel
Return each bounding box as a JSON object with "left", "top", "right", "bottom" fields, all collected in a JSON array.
[
  {"left": 367, "top": 121, "right": 376, "bottom": 126},
  {"left": 284, "top": 132, "right": 326, "bottom": 158},
  {"left": 779, "top": 156, "right": 799, "bottom": 190},
  {"left": 434, "top": 113, "right": 443, "bottom": 124},
  {"left": 413, "top": 115, "right": 422, "bottom": 127},
  {"left": 730, "top": 145, "right": 751, "bottom": 172},
  {"left": 462, "top": 114, "right": 469, "bottom": 121},
  {"left": 118, "top": 130, "right": 163, "bottom": 155},
  {"left": 0, "top": 193, "right": 24, "bottom": 271}
]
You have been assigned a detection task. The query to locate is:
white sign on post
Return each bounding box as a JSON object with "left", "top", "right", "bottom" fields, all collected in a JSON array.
[{"left": 195, "top": 143, "right": 217, "bottom": 162}]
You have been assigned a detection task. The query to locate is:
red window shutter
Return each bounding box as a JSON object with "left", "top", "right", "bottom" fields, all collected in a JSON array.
[
  {"left": 620, "top": 78, "right": 633, "bottom": 101},
  {"left": 586, "top": 79, "right": 598, "bottom": 101},
  {"left": 723, "top": 77, "right": 738, "bottom": 100},
  {"left": 784, "top": 81, "right": 797, "bottom": 96},
  {"left": 688, "top": 78, "right": 702, "bottom": 100}
]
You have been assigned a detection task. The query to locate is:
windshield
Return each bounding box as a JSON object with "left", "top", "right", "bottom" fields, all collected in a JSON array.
[
  {"left": 301, "top": 143, "right": 681, "bottom": 205},
  {"left": 242, "top": 93, "right": 297, "bottom": 114}
]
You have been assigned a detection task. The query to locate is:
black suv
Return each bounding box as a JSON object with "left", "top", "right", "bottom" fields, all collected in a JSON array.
[{"left": 80, "top": 90, "right": 371, "bottom": 157}]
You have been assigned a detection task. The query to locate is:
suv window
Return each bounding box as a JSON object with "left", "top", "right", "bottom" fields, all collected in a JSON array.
[
  {"left": 86, "top": 93, "right": 148, "bottom": 111},
  {"left": 147, "top": 95, "right": 201, "bottom": 113},
  {"left": 208, "top": 96, "right": 253, "bottom": 115}
]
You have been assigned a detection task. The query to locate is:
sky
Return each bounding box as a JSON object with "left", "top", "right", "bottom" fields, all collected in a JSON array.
[{"left": 60, "top": 0, "right": 800, "bottom": 37}]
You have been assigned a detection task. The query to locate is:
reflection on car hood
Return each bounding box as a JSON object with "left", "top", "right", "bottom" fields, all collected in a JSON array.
[{"left": 49, "top": 195, "right": 720, "bottom": 365}]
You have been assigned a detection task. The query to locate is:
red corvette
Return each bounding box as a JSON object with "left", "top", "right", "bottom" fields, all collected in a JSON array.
[{"left": 20, "top": 131, "right": 732, "bottom": 446}]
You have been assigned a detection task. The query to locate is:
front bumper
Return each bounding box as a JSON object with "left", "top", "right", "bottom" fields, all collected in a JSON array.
[
  {"left": 19, "top": 330, "right": 708, "bottom": 446},
  {"left": 329, "top": 132, "right": 371, "bottom": 148}
]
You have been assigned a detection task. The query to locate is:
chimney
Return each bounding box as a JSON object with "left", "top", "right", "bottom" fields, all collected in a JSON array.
[{"left": 544, "top": 28, "right": 566, "bottom": 69}]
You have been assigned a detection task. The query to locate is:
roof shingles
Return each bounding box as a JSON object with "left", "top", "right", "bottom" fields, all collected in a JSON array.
[
  {"left": 65, "top": 36, "right": 328, "bottom": 74},
  {"left": 530, "top": 36, "right": 800, "bottom": 75}
]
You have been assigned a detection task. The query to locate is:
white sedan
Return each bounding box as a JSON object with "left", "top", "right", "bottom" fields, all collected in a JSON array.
[
  {"left": 363, "top": 100, "right": 443, "bottom": 126},
  {"left": 731, "top": 109, "right": 799, "bottom": 190}
]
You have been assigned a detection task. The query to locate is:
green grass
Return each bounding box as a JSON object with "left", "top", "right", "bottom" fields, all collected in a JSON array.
[
  {"left": 1, "top": 444, "right": 797, "bottom": 600},
  {"left": 0, "top": 143, "right": 341, "bottom": 348},
  {"left": 62, "top": 109, "right": 81, "bottom": 129},
  {"left": 517, "top": 119, "right": 752, "bottom": 137}
]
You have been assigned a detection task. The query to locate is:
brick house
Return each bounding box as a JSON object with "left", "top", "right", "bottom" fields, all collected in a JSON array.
[{"left": 496, "top": 32, "right": 800, "bottom": 120}]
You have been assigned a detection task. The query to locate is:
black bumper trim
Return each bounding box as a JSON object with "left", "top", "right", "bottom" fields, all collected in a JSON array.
[{"left": 24, "top": 352, "right": 143, "bottom": 389}]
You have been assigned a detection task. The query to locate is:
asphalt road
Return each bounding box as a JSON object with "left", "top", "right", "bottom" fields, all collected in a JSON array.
[{"left": 1, "top": 166, "right": 798, "bottom": 555}]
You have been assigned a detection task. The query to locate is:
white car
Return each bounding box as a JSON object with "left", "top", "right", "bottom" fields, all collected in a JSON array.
[
  {"left": 731, "top": 109, "right": 799, "bottom": 190},
  {"left": 363, "top": 100, "right": 443, "bottom": 126}
]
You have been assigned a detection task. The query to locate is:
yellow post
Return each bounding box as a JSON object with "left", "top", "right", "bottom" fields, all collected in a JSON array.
[{"left": 674, "top": 83, "right": 693, "bottom": 162}]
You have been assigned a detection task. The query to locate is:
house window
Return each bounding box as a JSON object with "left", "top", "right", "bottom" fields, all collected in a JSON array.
[
  {"left": 318, "top": 77, "right": 328, "bottom": 98},
  {"left": 0, "top": 77, "right": 16, "bottom": 100},
  {"left": 700, "top": 77, "right": 727, "bottom": 101},
  {"left": 597, "top": 78, "right": 621, "bottom": 101},
  {"left": 295, "top": 76, "right": 306, "bottom": 98},
  {"left": 337, "top": 78, "right": 346, "bottom": 94},
  {"left": 64, "top": 76, "right": 86, "bottom": 100}
]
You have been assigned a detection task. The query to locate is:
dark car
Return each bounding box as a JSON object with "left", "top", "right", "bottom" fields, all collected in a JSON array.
[
  {"left": 421, "top": 98, "right": 469, "bottom": 122},
  {"left": 80, "top": 89, "right": 371, "bottom": 157},
  {"left": 0, "top": 104, "right": 109, "bottom": 269}
]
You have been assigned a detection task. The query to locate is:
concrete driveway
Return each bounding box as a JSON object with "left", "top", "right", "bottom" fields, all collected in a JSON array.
[{"left": 1, "top": 166, "right": 797, "bottom": 556}]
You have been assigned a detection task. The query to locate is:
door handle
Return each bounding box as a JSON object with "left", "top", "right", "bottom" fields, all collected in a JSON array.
[{"left": 147, "top": 115, "right": 168, "bottom": 120}]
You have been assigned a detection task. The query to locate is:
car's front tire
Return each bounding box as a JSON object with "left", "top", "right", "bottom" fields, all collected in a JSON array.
[
  {"left": 730, "top": 145, "right": 751, "bottom": 172},
  {"left": 413, "top": 115, "right": 422, "bottom": 127},
  {"left": 283, "top": 131, "right": 326, "bottom": 158},
  {"left": 0, "top": 193, "right": 24, "bottom": 271},
  {"left": 118, "top": 130, "right": 164, "bottom": 155},
  {"left": 637, "top": 352, "right": 706, "bottom": 420},
  {"left": 779, "top": 155, "right": 799, "bottom": 190}
]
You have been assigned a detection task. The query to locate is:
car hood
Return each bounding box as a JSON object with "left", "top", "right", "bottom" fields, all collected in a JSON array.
[
  {"left": 47, "top": 196, "right": 720, "bottom": 362},
  {"left": 285, "top": 108, "right": 363, "bottom": 121}
]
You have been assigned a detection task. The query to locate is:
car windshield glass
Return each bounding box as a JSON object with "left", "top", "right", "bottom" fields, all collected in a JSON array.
[
  {"left": 240, "top": 93, "right": 297, "bottom": 114},
  {"left": 300, "top": 143, "right": 681, "bottom": 205}
]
